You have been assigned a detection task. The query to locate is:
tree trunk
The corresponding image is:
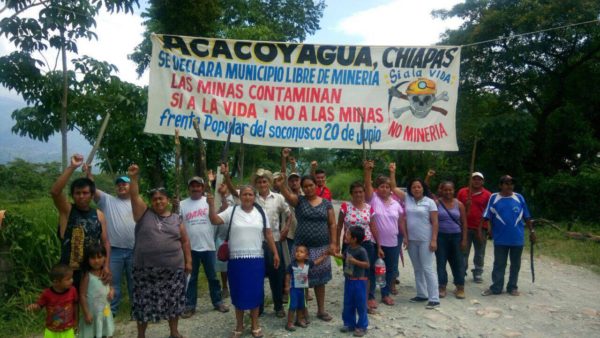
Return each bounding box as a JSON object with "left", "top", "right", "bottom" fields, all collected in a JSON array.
[{"left": 60, "top": 29, "right": 68, "bottom": 171}]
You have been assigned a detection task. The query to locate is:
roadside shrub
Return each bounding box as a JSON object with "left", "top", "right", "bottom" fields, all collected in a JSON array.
[
  {"left": 536, "top": 165, "right": 600, "bottom": 223},
  {"left": 327, "top": 169, "right": 363, "bottom": 201}
]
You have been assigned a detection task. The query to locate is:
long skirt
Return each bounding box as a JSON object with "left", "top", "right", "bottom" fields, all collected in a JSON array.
[
  {"left": 132, "top": 267, "right": 186, "bottom": 322},
  {"left": 228, "top": 257, "right": 265, "bottom": 310}
]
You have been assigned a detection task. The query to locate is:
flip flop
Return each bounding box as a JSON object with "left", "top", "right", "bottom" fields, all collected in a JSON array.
[
  {"left": 317, "top": 312, "right": 333, "bottom": 322},
  {"left": 251, "top": 327, "right": 264, "bottom": 338}
]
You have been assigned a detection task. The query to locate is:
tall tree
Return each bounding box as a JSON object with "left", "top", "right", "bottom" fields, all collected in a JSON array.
[
  {"left": 434, "top": 0, "right": 600, "bottom": 175},
  {"left": 129, "top": 0, "right": 326, "bottom": 178},
  {"left": 0, "top": 0, "right": 139, "bottom": 169}
]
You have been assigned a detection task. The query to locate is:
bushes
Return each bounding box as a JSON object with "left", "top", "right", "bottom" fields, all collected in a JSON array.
[
  {"left": 326, "top": 169, "right": 363, "bottom": 201},
  {"left": 536, "top": 165, "right": 600, "bottom": 222}
]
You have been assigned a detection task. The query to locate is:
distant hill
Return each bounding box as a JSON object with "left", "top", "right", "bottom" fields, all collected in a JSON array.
[{"left": 0, "top": 98, "right": 91, "bottom": 164}]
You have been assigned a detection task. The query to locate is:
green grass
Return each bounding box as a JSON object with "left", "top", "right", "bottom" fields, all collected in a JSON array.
[{"left": 533, "top": 222, "right": 600, "bottom": 274}]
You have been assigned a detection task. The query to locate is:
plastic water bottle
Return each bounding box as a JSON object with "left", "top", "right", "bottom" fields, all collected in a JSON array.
[{"left": 375, "top": 258, "right": 386, "bottom": 288}]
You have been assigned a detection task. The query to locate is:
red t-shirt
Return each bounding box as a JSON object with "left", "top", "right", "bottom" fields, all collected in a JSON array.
[
  {"left": 316, "top": 186, "right": 332, "bottom": 201},
  {"left": 457, "top": 187, "right": 491, "bottom": 229},
  {"left": 36, "top": 286, "right": 78, "bottom": 332}
]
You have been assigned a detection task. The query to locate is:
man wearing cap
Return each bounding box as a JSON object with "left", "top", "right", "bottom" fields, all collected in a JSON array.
[
  {"left": 457, "top": 172, "right": 491, "bottom": 283},
  {"left": 253, "top": 168, "right": 291, "bottom": 318},
  {"left": 480, "top": 175, "right": 535, "bottom": 296},
  {"left": 85, "top": 167, "right": 132, "bottom": 314},
  {"left": 180, "top": 176, "right": 229, "bottom": 317}
]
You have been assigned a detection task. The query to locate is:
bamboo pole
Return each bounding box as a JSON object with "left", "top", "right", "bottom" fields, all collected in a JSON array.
[{"left": 86, "top": 111, "right": 111, "bottom": 167}]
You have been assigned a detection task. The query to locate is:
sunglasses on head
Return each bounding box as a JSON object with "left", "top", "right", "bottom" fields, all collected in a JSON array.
[{"left": 148, "top": 187, "right": 168, "bottom": 195}]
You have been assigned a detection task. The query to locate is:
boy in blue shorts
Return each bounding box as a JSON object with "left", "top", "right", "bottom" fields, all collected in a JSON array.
[{"left": 284, "top": 245, "right": 326, "bottom": 331}]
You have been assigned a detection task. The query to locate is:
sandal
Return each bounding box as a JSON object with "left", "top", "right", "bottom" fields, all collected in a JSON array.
[
  {"left": 295, "top": 320, "right": 308, "bottom": 328},
  {"left": 229, "top": 330, "right": 243, "bottom": 338},
  {"left": 251, "top": 327, "right": 264, "bottom": 338},
  {"left": 317, "top": 312, "right": 333, "bottom": 322}
]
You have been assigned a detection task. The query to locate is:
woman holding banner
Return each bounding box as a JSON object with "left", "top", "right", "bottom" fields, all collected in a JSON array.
[{"left": 275, "top": 174, "right": 337, "bottom": 322}]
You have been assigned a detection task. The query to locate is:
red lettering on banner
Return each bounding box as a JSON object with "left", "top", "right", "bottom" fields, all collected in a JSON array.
[
  {"left": 388, "top": 120, "right": 403, "bottom": 138},
  {"left": 311, "top": 106, "right": 335, "bottom": 122},
  {"left": 339, "top": 107, "right": 383, "bottom": 123},
  {"left": 402, "top": 123, "right": 448, "bottom": 142},
  {"left": 171, "top": 74, "right": 193, "bottom": 92}
]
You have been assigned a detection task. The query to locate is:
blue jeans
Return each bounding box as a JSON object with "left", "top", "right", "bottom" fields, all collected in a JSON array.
[
  {"left": 186, "top": 250, "right": 223, "bottom": 310},
  {"left": 109, "top": 247, "right": 133, "bottom": 313},
  {"left": 464, "top": 228, "right": 487, "bottom": 277},
  {"left": 490, "top": 245, "right": 523, "bottom": 294},
  {"left": 380, "top": 245, "right": 400, "bottom": 298},
  {"left": 343, "top": 279, "right": 368, "bottom": 330},
  {"left": 435, "top": 233, "right": 465, "bottom": 286}
]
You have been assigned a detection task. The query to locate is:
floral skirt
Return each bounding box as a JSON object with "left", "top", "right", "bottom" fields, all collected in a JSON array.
[{"left": 132, "top": 267, "right": 186, "bottom": 322}]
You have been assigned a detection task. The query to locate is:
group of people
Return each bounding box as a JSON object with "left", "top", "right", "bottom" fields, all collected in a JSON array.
[{"left": 28, "top": 150, "right": 536, "bottom": 338}]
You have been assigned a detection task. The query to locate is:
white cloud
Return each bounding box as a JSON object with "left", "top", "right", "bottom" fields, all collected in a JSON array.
[{"left": 336, "top": 0, "right": 463, "bottom": 46}]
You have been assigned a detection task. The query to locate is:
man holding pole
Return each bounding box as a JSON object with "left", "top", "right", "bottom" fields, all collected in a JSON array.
[{"left": 457, "top": 172, "right": 491, "bottom": 283}]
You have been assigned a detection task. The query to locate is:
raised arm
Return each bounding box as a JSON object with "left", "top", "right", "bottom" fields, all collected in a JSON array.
[
  {"left": 273, "top": 174, "right": 299, "bottom": 207},
  {"left": 310, "top": 160, "right": 317, "bottom": 177},
  {"left": 388, "top": 162, "right": 405, "bottom": 200},
  {"left": 281, "top": 148, "right": 291, "bottom": 174},
  {"left": 127, "top": 164, "right": 147, "bottom": 222},
  {"left": 424, "top": 169, "right": 436, "bottom": 189},
  {"left": 51, "top": 154, "right": 82, "bottom": 238},
  {"left": 207, "top": 193, "right": 225, "bottom": 225},
  {"left": 363, "top": 160, "right": 374, "bottom": 201},
  {"left": 220, "top": 163, "right": 239, "bottom": 198}
]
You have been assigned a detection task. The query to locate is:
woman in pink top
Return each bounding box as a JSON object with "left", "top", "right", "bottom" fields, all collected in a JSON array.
[
  {"left": 363, "top": 160, "right": 405, "bottom": 307},
  {"left": 336, "top": 181, "right": 383, "bottom": 314}
]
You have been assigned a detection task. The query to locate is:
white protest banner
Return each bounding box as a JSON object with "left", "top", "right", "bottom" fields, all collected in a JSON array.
[{"left": 145, "top": 34, "right": 461, "bottom": 151}]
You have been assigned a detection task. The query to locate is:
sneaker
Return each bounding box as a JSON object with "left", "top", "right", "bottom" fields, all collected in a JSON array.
[
  {"left": 181, "top": 309, "right": 195, "bottom": 319},
  {"left": 353, "top": 328, "right": 367, "bottom": 337},
  {"left": 340, "top": 326, "right": 353, "bottom": 333},
  {"left": 409, "top": 296, "right": 428, "bottom": 303},
  {"left": 481, "top": 289, "right": 497, "bottom": 296},
  {"left": 474, "top": 275, "right": 484, "bottom": 284},
  {"left": 214, "top": 304, "right": 230, "bottom": 313},
  {"left": 381, "top": 296, "right": 395, "bottom": 306},
  {"left": 425, "top": 301, "right": 440, "bottom": 309}
]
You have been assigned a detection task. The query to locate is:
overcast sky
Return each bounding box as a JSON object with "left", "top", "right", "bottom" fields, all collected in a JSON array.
[{"left": 0, "top": 0, "right": 463, "bottom": 100}]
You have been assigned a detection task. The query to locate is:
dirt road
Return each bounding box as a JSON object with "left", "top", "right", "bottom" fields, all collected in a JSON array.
[{"left": 116, "top": 201, "right": 600, "bottom": 338}]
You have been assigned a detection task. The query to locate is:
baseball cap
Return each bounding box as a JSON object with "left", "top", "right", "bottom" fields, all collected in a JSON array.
[
  {"left": 471, "top": 172, "right": 484, "bottom": 179},
  {"left": 288, "top": 172, "right": 301, "bottom": 179},
  {"left": 115, "top": 176, "right": 130, "bottom": 184},
  {"left": 187, "top": 176, "right": 205, "bottom": 186}
]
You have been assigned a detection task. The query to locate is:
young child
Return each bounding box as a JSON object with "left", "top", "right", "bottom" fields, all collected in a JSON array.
[
  {"left": 27, "top": 263, "right": 78, "bottom": 338},
  {"left": 336, "top": 226, "right": 370, "bottom": 337},
  {"left": 284, "top": 244, "right": 327, "bottom": 331},
  {"left": 79, "top": 244, "right": 115, "bottom": 338}
]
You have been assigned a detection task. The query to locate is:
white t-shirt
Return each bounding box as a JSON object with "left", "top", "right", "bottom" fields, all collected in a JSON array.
[
  {"left": 180, "top": 197, "right": 216, "bottom": 252},
  {"left": 405, "top": 195, "right": 438, "bottom": 242},
  {"left": 219, "top": 205, "right": 271, "bottom": 259},
  {"left": 96, "top": 191, "right": 135, "bottom": 249}
]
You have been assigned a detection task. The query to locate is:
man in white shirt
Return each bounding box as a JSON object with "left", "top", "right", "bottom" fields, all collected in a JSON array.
[{"left": 181, "top": 177, "right": 229, "bottom": 318}]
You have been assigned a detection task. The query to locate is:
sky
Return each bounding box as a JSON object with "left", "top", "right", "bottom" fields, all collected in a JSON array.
[{"left": 0, "top": 0, "right": 463, "bottom": 162}]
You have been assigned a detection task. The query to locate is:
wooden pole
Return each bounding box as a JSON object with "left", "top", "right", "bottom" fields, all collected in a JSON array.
[
  {"left": 192, "top": 119, "right": 211, "bottom": 194},
  {"left": 174, "top": 128, "right": 181, "bottom": 202},
  {"left": 466, "top": 137, "right": 479, "bottom": 214},
  {"left": 86, "top": 111, "right": 111, "bottom": 167}
]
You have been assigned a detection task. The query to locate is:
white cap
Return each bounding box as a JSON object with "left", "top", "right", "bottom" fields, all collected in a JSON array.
[{"left": 471, "top": 172, "right": 484, "bottom": 179}]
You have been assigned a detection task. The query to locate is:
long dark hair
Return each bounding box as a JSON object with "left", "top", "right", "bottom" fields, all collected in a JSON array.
[
  {"left": 406, "top": 178, "right": 432, "bottom": 198},
  {"left": 81, "top": 243, "right": 107, "bottom": 272}
]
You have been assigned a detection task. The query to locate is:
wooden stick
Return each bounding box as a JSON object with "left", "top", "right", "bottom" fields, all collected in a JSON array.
[
  {"left": 192, "top": 119, "right": 211, "bottom": 194},
  {"left": 466, "top": 137, "right": 479, "bottom": 214},
  {"left": 86, "top": 111, "right": 111, "bottom": 166},
  {"left": 239, "top": 134, "right": 245, "bottom": 180},
  {"left": 174, "top": 129, "right": 181, "bottom": 202}
]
